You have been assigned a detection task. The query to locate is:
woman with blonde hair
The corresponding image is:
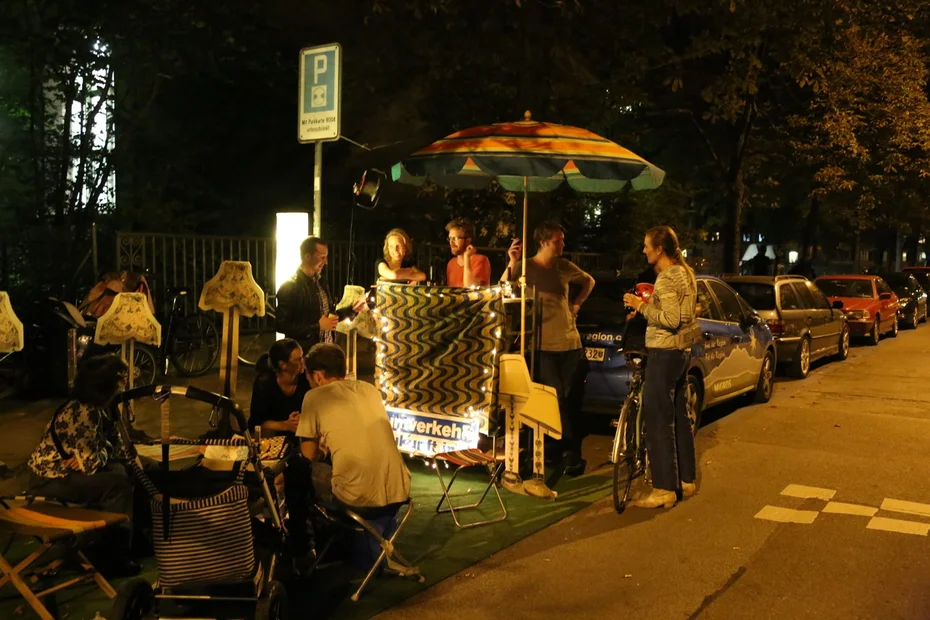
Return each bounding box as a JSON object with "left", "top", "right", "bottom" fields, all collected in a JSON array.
[
  {"left": 622, "top": 225, "right": 701, "bottom": 509},
  {"left": 376, "top": 228, "right": 427, "bottom": 284}
]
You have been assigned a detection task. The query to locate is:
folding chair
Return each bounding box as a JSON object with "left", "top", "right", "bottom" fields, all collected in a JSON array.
[
  {"left": 434, "top": 444, "right": 508, "bottom": 528},
  {"left": 0, "top": 496, "right": 126, "bottom": 620},
  {"left": 313, "top": 498, "right": 424, "bottom": 601}
]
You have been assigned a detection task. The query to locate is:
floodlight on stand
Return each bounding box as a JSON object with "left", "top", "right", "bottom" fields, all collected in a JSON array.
[{"left": 353, "top": 169, "right": 385, "bottom": 209}]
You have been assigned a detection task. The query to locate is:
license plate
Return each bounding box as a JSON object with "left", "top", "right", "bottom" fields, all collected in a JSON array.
[{"left": 585, "top": 347, "right": 605, "bottom": 362}]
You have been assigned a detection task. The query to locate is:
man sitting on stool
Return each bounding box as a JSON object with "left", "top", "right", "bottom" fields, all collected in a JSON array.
[{"left": 297, "top": 343, "right": 410, "bottom": 515}]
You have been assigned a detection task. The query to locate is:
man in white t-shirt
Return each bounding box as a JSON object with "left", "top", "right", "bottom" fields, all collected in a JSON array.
[{"left": 297, "top": 343, "right": 411, "bottom": 509}]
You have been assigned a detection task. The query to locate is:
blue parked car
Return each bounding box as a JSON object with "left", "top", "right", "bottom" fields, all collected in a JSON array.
[{"left": 577, "top": 272, "right": 777, "bottom": 431}]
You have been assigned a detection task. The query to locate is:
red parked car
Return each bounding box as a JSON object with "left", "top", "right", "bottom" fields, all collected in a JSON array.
[{"left": 814, "top": 275, "right": 899, "bottom": 345}]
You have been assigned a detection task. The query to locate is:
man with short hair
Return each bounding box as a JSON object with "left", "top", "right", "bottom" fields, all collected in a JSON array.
[
  {"left": 502, "top": 221, "right": 595, "bottom": 473},
  {"left": 297, "top": 344, "right": 411, "bottom": 509},
  {"left": 276, "top": 236, "right": 365, "bottom": 351},
  {"left": 445, "top": 218, "right": 492, "bottom": 287}
]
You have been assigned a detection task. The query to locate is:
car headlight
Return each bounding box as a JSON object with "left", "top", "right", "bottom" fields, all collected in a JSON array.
[
  {"left": 845, "top": 309, "right": 871, "bottom": 320},
  {"left": 898, "top": 298, "right": 910, "bottom": 308}
]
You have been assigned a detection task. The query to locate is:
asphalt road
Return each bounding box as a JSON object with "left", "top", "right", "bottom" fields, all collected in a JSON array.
[{"left": 377, "top": 326, "right": 930, "bottom": 620}]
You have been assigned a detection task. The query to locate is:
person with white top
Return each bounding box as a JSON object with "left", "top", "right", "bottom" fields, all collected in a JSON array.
[{"left": 297, "top": 343, "right": 411, "bottom": 510}]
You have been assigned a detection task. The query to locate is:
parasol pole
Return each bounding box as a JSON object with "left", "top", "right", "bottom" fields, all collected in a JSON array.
[{"left": 520, "top": 175, "right": 528, "bottom": 357}]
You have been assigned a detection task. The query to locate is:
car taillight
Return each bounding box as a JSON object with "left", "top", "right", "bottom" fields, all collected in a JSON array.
[{"left": 768, "top": 320, "right": 785, "bottom": 335}]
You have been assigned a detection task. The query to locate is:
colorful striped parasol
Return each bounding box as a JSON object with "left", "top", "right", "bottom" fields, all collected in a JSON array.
[
  {"left": 391, "top": 111, "right": 665, "bottom": 193},
  {"left": 391, "top": 111, "right": 666, "bottom": 356}
]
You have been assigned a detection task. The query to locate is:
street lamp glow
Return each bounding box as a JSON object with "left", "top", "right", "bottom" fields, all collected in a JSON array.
[{"left": 275, "top": 212, "right": 309, "bottom": 338}]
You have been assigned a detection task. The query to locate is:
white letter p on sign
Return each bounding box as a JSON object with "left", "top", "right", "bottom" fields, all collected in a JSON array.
[{"left": 313, "top": 56, "right": 327, "bottom": 84}]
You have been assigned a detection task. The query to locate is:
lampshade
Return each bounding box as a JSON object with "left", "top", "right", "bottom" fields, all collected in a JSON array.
[
  {"left": 199, "top": 260, "right": 265, "bottom": 317},
  {"left": 0, "top": 292, "right": 24, "bottom": 353},
  {"left": 95, "top": 292, "right": 162, "bottom": 346}
]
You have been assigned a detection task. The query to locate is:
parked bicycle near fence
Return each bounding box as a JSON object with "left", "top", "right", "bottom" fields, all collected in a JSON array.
[{"left": 124, "top": 286, "right": 220, "bottom": 385}]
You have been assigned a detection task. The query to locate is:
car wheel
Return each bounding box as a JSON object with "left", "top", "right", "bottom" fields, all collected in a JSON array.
[
  {"left": 753, "top": 350, "right": 776, "bottom": 403},
  {"left": 911, "top": 307, "right": 920, "bottom": 329},
  {"left": 685, "top": 373, "right": 703, "bottom": 437},
  {"left": 868, "top": 319, "right": 880, "bottom": 346},
  {"left": 834, "top": 326, "right": 850, "bottom": 361},
  {"left": 788, "top": 337, "right": 811, "bottom": 379},
  {"left": 890, "top": 314, "right": 899, "bottom": 338}
]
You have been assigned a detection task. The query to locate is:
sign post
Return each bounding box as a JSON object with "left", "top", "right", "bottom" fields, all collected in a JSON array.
[{"left": 298, "top": 43, "right": 342, "bottom": 237}]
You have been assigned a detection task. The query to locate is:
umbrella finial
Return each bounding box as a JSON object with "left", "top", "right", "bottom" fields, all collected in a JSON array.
[{"left": 523, "top": 110, "right": 532, "bottom": 121}]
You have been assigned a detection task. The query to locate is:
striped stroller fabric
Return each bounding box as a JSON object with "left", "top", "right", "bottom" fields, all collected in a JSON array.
[{"left": 150, "top": 483, "right": 256, "bottom": 587}]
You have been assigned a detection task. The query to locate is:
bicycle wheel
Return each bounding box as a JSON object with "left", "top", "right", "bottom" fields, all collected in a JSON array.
[
  {"left": 131, "top": 344, "right": 158, "bottom": 387},
  {"left": 169, "top": 314, "right": 220, "bottom": 377},
  {"left": 612, "top": 394, "right": 644, "bottom": 514},
  {"left": 238, "top": 309, "right": 278, "bottom": 366}
]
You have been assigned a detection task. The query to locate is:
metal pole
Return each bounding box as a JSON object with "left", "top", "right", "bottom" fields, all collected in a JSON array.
[
  {"left": 313, "top": 141, "right": 323, "bottom": 237},
  {"left": 519, "top": 176, "right": 528, "bottom": 358}
]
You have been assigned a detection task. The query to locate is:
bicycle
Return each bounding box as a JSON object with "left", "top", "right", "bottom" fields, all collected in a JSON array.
[
  {"left": 126, "top": 287, "right": 220, "bottom": 385},
  {"left": 611, "top": 350, "right": 650, "bottom": 514},
  {"left": 237, "top": 293, "right": 278, "bottom": 366}
]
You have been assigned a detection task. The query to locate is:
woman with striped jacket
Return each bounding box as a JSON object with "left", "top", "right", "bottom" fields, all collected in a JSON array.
[{"left": 623, "top": 226, "right": 701, "bottom": 509}]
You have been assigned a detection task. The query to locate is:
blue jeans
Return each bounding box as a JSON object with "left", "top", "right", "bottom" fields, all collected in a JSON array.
[{"left": 643, "top": 348, "right": 696, "bottom": 491}]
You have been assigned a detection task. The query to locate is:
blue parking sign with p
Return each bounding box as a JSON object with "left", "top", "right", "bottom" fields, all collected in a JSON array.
[
  {"left": 298, "top": 43, "right": 341, "bottom": 143},
  {"left": 302, "top": 49, "right": 337, "bottom": 114}
]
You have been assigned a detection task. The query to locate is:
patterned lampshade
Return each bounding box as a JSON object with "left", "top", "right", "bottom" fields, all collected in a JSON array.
[
  {"left": 95, "top": 292, "right": 162, "bottom": 346},
  {"left": 0, "top": 292, "right": 24, "bottom": 353},
  {"left": 199, "top": 261, "right": 265, "bottom": 318}
]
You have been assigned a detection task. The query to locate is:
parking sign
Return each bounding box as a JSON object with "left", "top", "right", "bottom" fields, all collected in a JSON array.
[{"left": 298, "top": 43, "right": 341, "bottom": 143}]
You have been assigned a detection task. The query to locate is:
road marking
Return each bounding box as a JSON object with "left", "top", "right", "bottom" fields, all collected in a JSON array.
[
  {"left": 866, "top": 517, "right": 930, "bottom": 537},
  {"left": 755, "top": 505, "right": 819, "bottom": 524},
  {"left": 780, "top": 484, "right": 836, "bottom": 501},
  {"left": 880, "top": 498, "right": 930, "bottom": 518},
  {"left": 822, "top": 502, "right": 878, "bottom": 517}
]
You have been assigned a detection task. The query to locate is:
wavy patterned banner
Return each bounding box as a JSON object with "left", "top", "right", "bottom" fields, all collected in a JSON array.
[{"left": 375, "top": 284, "right": 505, "bottom": 434}]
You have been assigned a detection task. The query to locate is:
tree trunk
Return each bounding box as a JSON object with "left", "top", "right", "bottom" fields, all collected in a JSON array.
[
  {"left": 853, "top": 230, "right": 861, "bottom": 273},
  {"left": 723, "top": 98, "right": 755, "bottom": 274},
  {"left": 801, "top": 196, "right": 820, "bottom": 261}
]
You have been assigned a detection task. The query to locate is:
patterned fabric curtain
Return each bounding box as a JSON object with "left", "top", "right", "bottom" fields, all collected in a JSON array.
[{"left": 376, "top": 284, "right": 505, "bottom": 444}]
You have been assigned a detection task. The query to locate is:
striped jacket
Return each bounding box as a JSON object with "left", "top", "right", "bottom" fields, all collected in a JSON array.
[{"left": 639, "top": 265, "right": 700, "bottom": 350}]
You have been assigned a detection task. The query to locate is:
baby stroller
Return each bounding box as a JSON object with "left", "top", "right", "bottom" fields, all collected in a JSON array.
[{"left": 109, "top": 383, "right": 289, "bottom": 620}]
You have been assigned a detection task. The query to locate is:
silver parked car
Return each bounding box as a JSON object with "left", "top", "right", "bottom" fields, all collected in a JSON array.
[{"left": 723, "top": 275, "right": 849, "bottom": 379}]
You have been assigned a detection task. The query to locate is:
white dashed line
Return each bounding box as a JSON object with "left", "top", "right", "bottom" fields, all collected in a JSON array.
[
  {"left": 866, "top": 517, "right": 930, "bottom": 537},
  {"left": 780, "top": 484, "right": 836, "bottom": 501},
  {"left": 822, "top": 502, "right": 878, "bottom": 517},
  {"left": 755, "top": 505, "right": 819, "bottom": 524},
  {"left": 880, "top": 498, "right": 930, "bottom": 519}
]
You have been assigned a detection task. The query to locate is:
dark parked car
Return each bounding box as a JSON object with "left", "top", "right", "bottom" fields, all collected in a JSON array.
[
  {"left": 883, "top": 272, "right": 928, "bottom": 328},
  {"left": 724, "top": 275, "right": 849, "bottom": 379},
  {"left": 578, "top": 273, "right": 777, "bottom": 432},
  {"left": 902, "top": 266, "right": 930, "bottom": 293}
]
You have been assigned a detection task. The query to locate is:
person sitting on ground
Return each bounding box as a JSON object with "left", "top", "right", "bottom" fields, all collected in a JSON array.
[
  {"left": 376, "top": 228, "right": 427, "bottom": 285},
  {"left": 248, "top": 338, "right": 314, "bottom": 558},
  {"left": 26, "top": 353, "right": 141, "bottom": 576},
  {"left": 446, "top": 217, "right": 492, "bottom": 287},
  {"left": 297, "top": 343, "right": 411, "bottom": 511}
]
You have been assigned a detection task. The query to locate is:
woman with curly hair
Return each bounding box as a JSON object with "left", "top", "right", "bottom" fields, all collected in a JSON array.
[{"left": 27, "top": 353, "right": 141, "bottom": 575}]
